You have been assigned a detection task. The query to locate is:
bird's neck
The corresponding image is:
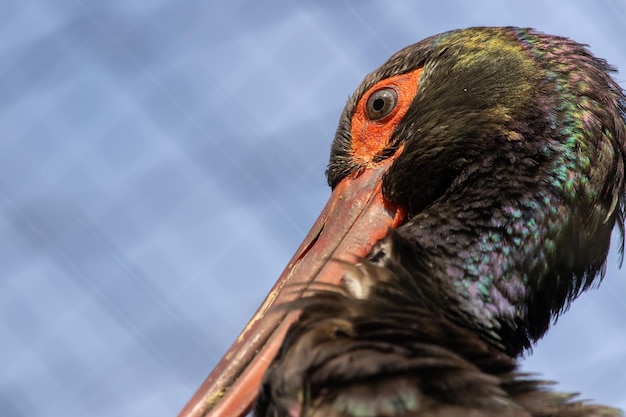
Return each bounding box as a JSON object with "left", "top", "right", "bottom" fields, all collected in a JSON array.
[{"left": 387, "top": 161, "right": 611, "bottom": 355}]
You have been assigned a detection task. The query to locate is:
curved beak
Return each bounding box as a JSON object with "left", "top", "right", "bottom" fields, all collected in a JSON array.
[{"left": 178, "top": 156, "right": 405, "bottom": 417}]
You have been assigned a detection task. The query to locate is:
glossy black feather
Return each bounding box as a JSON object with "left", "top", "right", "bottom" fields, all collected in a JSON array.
[{"left": 255, "top": 261, "right": 621, "bottom": 416}]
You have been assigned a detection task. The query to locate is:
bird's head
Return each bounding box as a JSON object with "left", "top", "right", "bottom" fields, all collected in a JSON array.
[
  {"left": 327, "top": 26, "right": 626, "bottom": 354},
  {"left": 179, "top": 27, "right": 626, "bottom": 417}
]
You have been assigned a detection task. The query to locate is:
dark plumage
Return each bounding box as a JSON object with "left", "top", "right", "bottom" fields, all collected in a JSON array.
[
  {"left": 256, "top": 262, "right": 620, "bottom": 417},
  {"left": 255, "top": 27, "right": 626, "bottom": 417}
]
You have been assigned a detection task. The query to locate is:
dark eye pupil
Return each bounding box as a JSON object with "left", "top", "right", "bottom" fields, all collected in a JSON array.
[
  {"left": 372, "top": 98, "right": 385, "bottom": 111},
  {"left": 366, "top": 88, "right": 398, "bottom": 121}
]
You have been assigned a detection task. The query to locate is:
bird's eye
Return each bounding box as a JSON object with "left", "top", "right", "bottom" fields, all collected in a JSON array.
[{"left": 366, "top": 87, "right": 398, "bottom": 121}]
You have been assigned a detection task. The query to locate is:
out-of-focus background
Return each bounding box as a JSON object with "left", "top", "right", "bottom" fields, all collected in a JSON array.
[{"left": 1, "top": 1, "right": 625, "bottom": 416}]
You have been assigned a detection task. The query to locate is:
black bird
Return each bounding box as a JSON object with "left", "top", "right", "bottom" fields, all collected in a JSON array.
[{"left": 179, "top": 27, "right": 626, "bottom": 417}]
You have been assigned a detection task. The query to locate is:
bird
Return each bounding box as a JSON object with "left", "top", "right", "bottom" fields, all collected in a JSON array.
[{"left": 178, "top": 27, "right": 626, "bottom": 417}]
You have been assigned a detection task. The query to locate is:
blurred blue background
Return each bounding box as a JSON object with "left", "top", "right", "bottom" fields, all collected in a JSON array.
[{"left": 1, "top": 1, "right": 625, "bottom": 416}]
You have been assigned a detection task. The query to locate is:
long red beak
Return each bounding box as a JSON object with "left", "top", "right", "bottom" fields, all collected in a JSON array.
[{"left": 178, "top": 156, "right": 405, "bottom": 417}]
